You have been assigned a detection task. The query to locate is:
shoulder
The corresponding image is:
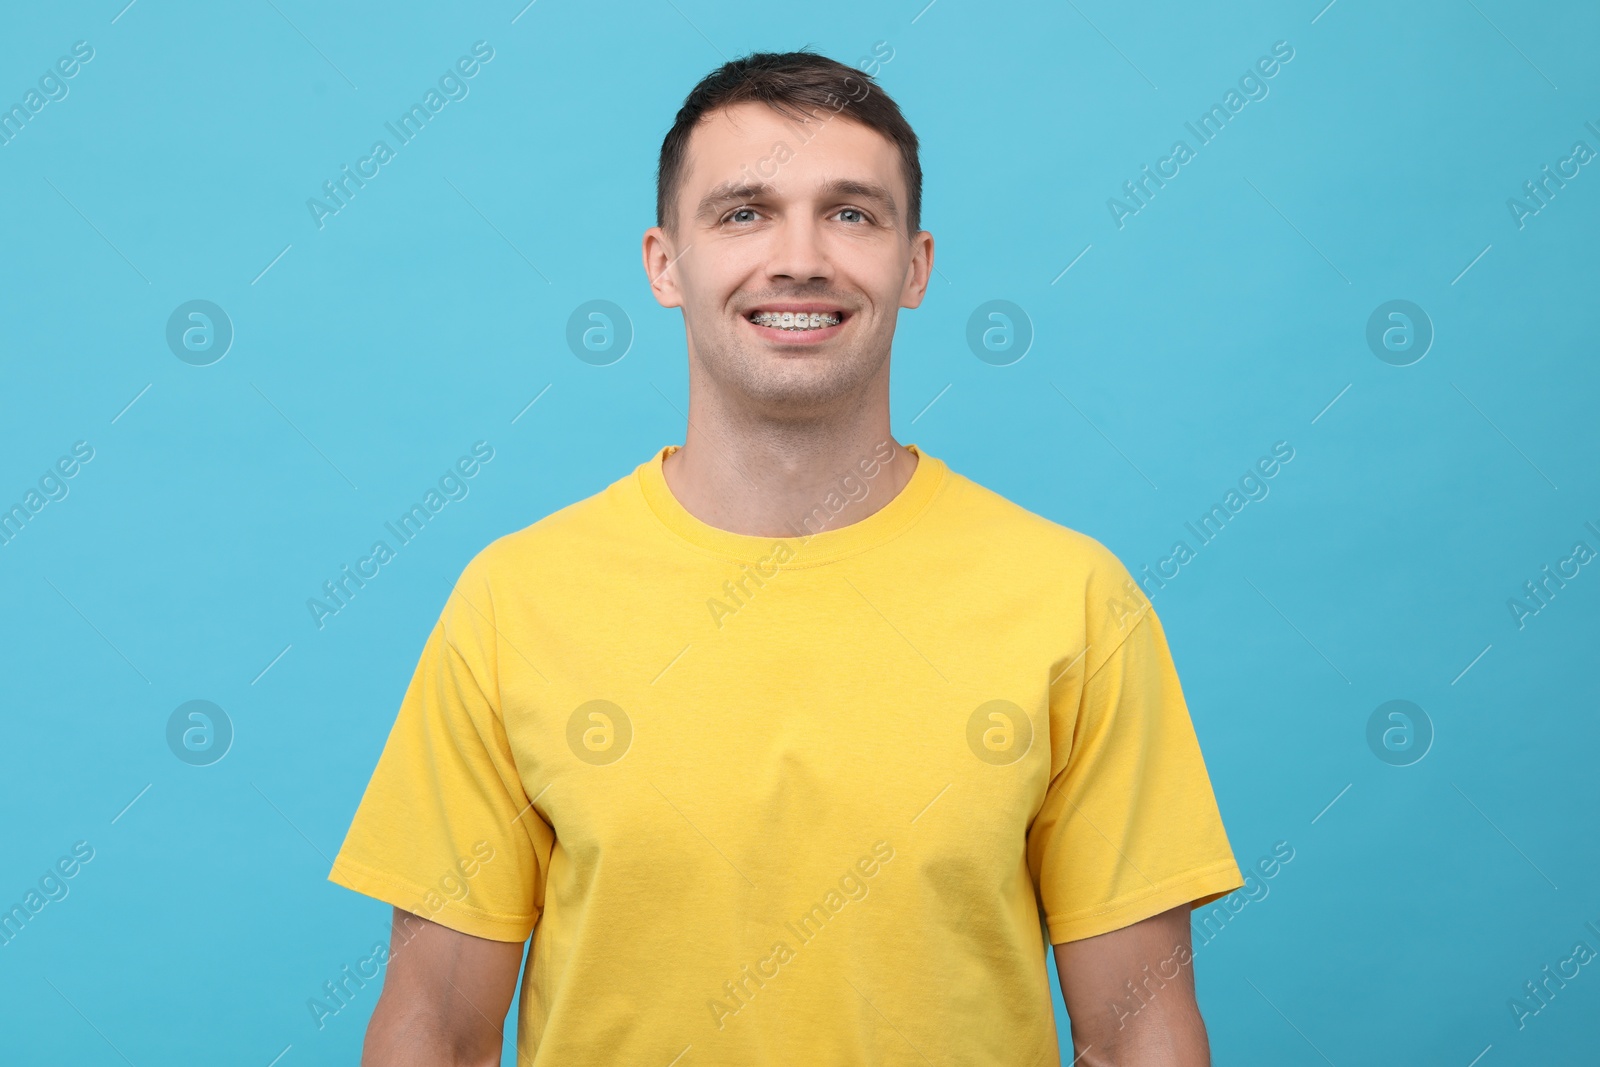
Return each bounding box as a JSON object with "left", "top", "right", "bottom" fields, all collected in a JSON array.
[
  {"left": 432, "top": 463, "right": 640, "bottom": 639},
  {"left": 939, "top": 462, "right": 1153, "bottom": 667},
  {"left": 940, "top": 463, "right": 1140, "bottom": 589},
  {"left": 468, "top": 466, "right": 637, "bottom": 579}
]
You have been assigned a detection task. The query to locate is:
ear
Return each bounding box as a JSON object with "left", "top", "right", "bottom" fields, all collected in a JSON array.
[
  {"left": 642, "top": 225, "right": 686, "bottom": 309},
  {"left": 898, "top": 229, "right": 934, "bottom": 310}
]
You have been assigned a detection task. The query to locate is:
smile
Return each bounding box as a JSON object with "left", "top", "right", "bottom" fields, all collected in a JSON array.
[{"left": 748, "top": 311, "right": 843, "bottom": 331}]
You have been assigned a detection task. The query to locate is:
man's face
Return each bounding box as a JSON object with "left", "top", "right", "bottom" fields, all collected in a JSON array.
[{"left": 643, "top": 101, "right": 933, "bottom": 420}]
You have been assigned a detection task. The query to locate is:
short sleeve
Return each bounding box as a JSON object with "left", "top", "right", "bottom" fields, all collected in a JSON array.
[
  {"left": 328, "top": 561, "right": 552, "bottom": 942},
  {"left": 1027, "top": 580, "right": 1242, "bottom": 944}
]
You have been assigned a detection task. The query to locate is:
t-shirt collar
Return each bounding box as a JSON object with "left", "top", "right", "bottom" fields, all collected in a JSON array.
[{"left": 634, "top": 442, "right": 946, "bottom": 566}]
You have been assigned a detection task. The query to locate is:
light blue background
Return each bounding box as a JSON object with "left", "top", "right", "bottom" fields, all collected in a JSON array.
[{"left": 2, "top": 1, "right": 1596, "bottom": 1064}]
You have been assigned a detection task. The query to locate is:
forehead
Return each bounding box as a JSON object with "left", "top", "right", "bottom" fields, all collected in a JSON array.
[{"left": 680, "top": 100, "right": 903, "bottom": 199}]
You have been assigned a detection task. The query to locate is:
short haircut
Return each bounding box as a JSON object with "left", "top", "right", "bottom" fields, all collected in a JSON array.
[{"left": 656, "top": 49, "right": 922, "bottom": 237}]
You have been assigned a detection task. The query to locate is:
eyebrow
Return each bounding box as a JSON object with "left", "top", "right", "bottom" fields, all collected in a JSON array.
[{"left": 694, "top": 178, "right": 901, "bottom": 224}]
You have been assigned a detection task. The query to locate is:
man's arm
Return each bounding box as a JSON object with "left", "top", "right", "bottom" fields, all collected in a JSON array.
[
  {"left": 362, "top": 907, "right": 527, "bottom": 1067},
  {"left": 1053, "top": 903, "right": 1210, "bottom": 1067}
]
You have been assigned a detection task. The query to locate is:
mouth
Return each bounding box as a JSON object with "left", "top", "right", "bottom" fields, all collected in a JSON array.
[{"left": 743, "top": 305, "right": 849, "bottom": 345}]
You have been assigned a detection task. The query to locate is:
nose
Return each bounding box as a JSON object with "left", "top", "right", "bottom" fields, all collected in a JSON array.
[{"left": 766, "top": 212, "right": 832, "bottom": 285}]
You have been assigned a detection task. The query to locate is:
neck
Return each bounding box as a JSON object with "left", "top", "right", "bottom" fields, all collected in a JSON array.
[{"left": 661, "top": 406, "right": 918, "bottom": 539}]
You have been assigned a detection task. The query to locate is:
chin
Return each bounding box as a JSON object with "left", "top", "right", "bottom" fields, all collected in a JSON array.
[{"left": 734, "top": 348, "right": 882, "bottom": 410}]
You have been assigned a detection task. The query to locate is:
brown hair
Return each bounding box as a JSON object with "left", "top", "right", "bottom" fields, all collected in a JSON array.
[{"left": 656, "top": 49, "right": 922, "bottom": 237}]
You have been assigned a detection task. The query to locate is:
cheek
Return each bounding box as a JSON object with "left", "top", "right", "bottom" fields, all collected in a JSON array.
[
  {"left": 836, "top": 248, "right": 908, "bottom": 310},
  {"left": 685, "top": 262, "right": 758, "bottom": 320}
]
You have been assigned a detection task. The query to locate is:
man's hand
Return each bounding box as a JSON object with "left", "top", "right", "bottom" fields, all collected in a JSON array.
[
  {"left": 1052, "top": 903, "right": 1210, "bottom": 1067},
  {"left": 362, "top": 907, "right": 527, "bottom": 1067}
]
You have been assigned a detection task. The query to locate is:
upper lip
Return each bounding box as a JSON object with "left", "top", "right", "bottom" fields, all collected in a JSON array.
[{"left": 745, "top": 304, "right": 848, "bottom": 317}]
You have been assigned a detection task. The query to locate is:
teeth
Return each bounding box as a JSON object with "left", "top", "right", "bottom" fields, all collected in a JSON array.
[{"left": 750, "top": 311, "right": 841, "bottom": 330}]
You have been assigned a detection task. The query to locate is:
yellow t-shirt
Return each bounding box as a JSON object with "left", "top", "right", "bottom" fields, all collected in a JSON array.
[{"left": 328, "top": 442, "right": 1243, "bottom": 1065}]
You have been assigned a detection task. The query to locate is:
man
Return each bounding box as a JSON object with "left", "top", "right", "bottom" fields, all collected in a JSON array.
[{"left": 329, "top": 49, "right": 1243, "bottom": 1066}]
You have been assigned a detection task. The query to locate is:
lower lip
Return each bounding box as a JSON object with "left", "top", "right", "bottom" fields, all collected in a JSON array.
[{"left": 744, "top": 314, "right": 846, "bottom": 346}]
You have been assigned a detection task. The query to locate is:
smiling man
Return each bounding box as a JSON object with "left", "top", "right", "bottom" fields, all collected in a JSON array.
[{"left": 328, "top": 49, "right": 1243, "bottom": 1066}]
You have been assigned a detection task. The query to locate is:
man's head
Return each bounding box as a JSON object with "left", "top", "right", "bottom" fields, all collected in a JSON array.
[
  {"left": 655, "top": 50, "right": 922, "bottom": 239},
  {"left": 643, "top": 50, "right": 933, "bottom": 423}
]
